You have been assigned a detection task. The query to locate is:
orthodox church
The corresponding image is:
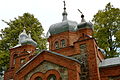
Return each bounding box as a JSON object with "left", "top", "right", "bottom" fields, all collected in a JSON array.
[{"left": 4, "top": 1, "right": 120, "bottom": 80}]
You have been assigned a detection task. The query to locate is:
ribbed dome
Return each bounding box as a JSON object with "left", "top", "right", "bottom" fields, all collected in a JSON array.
[
  {"left": 47, "top": 1, "right": 77, "bottom": 37},
  {"left": 48, "top": 20, "right": 77, "bottom": 36}
]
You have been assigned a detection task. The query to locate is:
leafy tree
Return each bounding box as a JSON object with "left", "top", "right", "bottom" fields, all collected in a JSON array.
[
  {"left": 0, "top": 13, "right": 47, "bottom": 71},
  {"left": 92, "top": 3, "right": 120, "bottom": 58}
]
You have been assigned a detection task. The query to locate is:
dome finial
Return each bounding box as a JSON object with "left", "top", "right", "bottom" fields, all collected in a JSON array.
[
  {"left": 62, "top": 0, "right": 68, "bottom": 21},
  {"left": 28, "top": 31, "right": 32, "bottom": 39},
  {"left": 63, "top": 1, "right": 66, "bottom": 10},
  {"left": 78, "top": 9, "right": 86, "bottom": 22}
]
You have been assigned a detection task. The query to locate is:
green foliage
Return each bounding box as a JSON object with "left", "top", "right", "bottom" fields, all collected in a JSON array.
[
  {"left": 0, "top": 13, "right": 47, "bottom": 71},
  {"left": 0, "top": 50, "right": 9, "bottom": 72},
  {"left": 92, "top": 3, "right": 120, "bottom": 58}
]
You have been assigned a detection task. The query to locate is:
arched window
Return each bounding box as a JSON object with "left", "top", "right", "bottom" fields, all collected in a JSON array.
[
  {"left": 13, "top": 54, "right": 17, "bottom": 65},
  {"left": 20, "top": 58, "right": 26, "bottom": 64},
  {"left": 35, "top": 77, "right": 42, "bottom": 80},
  {"left": 61, "top": 39, "right": 66, "bottom": 48},
  {"left": 47, "top": 74, "right": 56, "bottom": 80},
  {"left": 55, "top": 41, "right": 59, "bottom": 49}
]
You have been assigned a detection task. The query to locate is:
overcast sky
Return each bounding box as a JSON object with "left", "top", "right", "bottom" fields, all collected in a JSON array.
[{"left": 0, "top": 0, "right": 120, "bottom": 34}]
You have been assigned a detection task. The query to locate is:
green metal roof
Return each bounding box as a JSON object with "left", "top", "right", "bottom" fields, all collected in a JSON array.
[
  {"left": 48, "top": 20, "right": 78, "bottom": 36},
  {"left": 77, "top": 22, "right": 93, "bottom": 30}
]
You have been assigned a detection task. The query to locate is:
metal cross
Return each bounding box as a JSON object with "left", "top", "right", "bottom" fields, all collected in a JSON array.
[
  {"left": 63, "top": 1, "right": 66, "bottom": 9},
  {"left": 78, "top": 9, "right": 83, "bottom": 14}
]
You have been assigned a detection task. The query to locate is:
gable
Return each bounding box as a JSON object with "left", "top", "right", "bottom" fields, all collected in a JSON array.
[
  {"left": 16, "top": 50, "right": 80, "bottom": 80},
  {"left": 25, "top": 61, "right": 68, "bottom": 80}
]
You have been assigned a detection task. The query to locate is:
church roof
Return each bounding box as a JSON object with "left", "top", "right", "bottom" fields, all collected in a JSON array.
[
  {"left": 46, "top": 50, "right": 80, "bottom": 63},
  {"left": 20, "top": 32, "right": 37, "bottom": 47},
  {"left": 77, "top": 14, "right": 93, "bottom": 30},
  {"left": 48, "top": 20, "right": 77, "bottom": 36},
  {"left": 77, "top": 22, "right": 93, "bottom": 29},
  {"left": 12, "top": 29, "right": 37, "bottom": 49},
  {"left": 99, "top": 57, "right": 120, "bottom": 68},
  {"left": 47, "top": 1, "right": 78, "bottom": 37},
  {"left": 16, "top": 50, "right": 80, "bottom": 73}
]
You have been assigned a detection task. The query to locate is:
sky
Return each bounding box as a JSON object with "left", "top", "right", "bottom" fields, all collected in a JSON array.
[{"left": 0, "top": 0, "right": 120, "bottom": 34}]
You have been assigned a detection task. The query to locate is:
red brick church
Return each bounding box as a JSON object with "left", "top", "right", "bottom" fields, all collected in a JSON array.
[{"left": 4, "top": 1, "right": 120, "bottom": 80}]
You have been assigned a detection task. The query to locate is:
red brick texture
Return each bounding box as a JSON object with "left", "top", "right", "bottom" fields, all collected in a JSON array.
[
  {"left": 4, "top": 45, "right": 36, "bottom": 80},
  {"left": 100, "top": 66, "right": 120, "bottom": 80},
  {"left": 4, "top": 27, "right": 120, "bottom": 80},
  {"left": 15, "top": 51, "right": 81, "bottom": 80},
  {"left": 30, "top": 70, "right": 61, "bottom": 80}
]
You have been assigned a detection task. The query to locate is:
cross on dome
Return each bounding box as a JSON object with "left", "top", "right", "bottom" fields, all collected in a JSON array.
[{"left": 62, "top": 1, "right": 68, "bottom": 21}]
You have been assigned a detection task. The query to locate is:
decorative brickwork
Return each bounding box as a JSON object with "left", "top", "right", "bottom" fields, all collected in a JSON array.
[
  {"left": 25, "top": 61, "right": 68, "bottom": 80},
  {"left": 72, "top": 53, "right": 89, "bottom": 80},
  {"left": 4, "top": 4, "right": 120, "bottom": 80}
]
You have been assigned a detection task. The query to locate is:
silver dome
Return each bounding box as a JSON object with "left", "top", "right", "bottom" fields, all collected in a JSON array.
[
  {"left": 48, "top": 20, "right": 78, "bottom": 36},
  {"left": 19, "top": 29, "right": 28, "bottom": 44},
  {"left": 77, "top": 16, "right": 93, "bottom": 30},
  {"left": 47, "top": 1, "right": 78, "bottom": 37},
  {"left": 18, "top": 29, "right": 37, "bottom": 47}
]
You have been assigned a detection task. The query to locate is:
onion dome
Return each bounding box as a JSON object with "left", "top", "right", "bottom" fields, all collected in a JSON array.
[
  {"left": 19, "top": 30, "right": 37, "bottom": 47},
  {"left": 77, "top": 14, "right": 93, "bottom": 30},
  {"left": 21, "top": 33, "right": 37, "bottom": 47},
  {"left": 19, "top": 29, "right": 28, "bottom": 44},
  {"left": 47, "top": 1, "right": 77, "bottom": 37}
]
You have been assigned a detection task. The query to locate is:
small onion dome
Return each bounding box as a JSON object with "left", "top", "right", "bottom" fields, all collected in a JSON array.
[
  {"left": 77, "top": 14, "right": 93, "bottom": 30},
  {"left": 19, "top": 29, "right": 28, "bottom": 44},
  {"left": 47, "top": 20, "right": 78, "bottom": 36},
  {"left": 21, "top": 33, "right": 37, "bottom": 47},
  {"left": 19, "top": 29, "right": 37, "bottom": 47}
]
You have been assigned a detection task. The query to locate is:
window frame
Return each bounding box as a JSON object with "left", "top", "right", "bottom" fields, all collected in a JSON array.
[
  {"left": 61, "top": 39, "right": 66, "bottom": 48},
  {"left": 35, "top": 76, "right": 42, "bottom": 80},
  {"left": 54, "top": 41, "right": 59, "bottom": 49},
  {"left": 20, "top": 58, "right": 26, "bottom": 64},
  {"left": 47, "top": 74, "right": 56, "bottom": 80}
]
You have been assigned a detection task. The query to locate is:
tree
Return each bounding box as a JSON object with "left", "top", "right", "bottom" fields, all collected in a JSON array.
[
  {"left": 92, "top": 3, "right": 120, "bottom": 58},
  {"left": 0, "top": 13, "right": 47, "bottom": 71}
]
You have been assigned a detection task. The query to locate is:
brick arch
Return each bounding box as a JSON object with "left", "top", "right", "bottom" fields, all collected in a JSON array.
[
  {"left": 53, "top": 35, "right": 68, "bottom": 43},
  {"left": 53, "top": 37, "right": 68, "bottom": 49},
  {"left": 30, "top": 72, "right": 44, "bottom": 80},
  {"left": 45, "top": 69, "right": 61, "bottom": 80},
  {"left": 59, "top": 36, "right": 69, "bottom": 47},
  {"left": 60, "top": 39, "right": 67, "bottom": 48},
  {"left": 52, "top": 38, "right": 60, "bottom": 50},
  {"left": 30, "top": 70, "right": 61, "bottom": 80}
]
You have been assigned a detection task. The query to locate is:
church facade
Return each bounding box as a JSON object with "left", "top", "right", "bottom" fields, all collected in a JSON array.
[{"left": 4, "top": 2, "right": 120, "bottom": 80}]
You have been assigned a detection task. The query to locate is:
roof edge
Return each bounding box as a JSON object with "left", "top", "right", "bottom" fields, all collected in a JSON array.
[{"left": 16, "top": 50, "right": 80, "bottom": 73}]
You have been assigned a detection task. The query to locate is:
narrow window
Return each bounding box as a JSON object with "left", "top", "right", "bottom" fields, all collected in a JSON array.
[
  {"left": 20, "top": 58, "right": 26, "bottom": 64},
  {"left": 47, "top": 74, "right": 56, "bottom": 80},
  {"left": 35, "top": 77, "right": 42, "bottom": 80},
  {"left": 80, "top": 44, "right": 87, "bottom": 54},
  {"left": 13, "top": 54, "right": 17, "bottom": 65},
  {"left": 55, "top": 41, "right": 59, "bottom": 49},
  {"left": 14, "top": 59, "right": 16, "bottom": 65},
  {"left": 61, "top": 39, "right": 66, "bottom": 48}
]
